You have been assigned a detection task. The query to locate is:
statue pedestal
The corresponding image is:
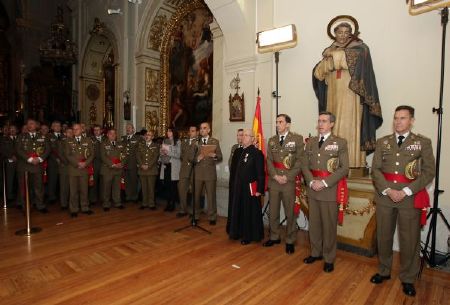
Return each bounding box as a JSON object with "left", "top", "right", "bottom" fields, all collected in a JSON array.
[{"left": 337, "top": 176, "right": 377, "bottom": 257}]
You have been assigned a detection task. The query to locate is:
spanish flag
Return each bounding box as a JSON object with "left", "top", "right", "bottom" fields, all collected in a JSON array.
[
  {"left": 252, "top": 90, "right": 267, "bottom": 191},
  {"left": 252, "top": 92, "right": 265, "bottom": 157}
]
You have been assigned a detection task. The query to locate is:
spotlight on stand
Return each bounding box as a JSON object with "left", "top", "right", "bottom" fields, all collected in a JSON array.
[
  {"left": 408, "top": 0, "right": 450, "bottom": 15},
  {"left": 256, "top": 24, "right": 298, "bottom": 126},
  {"left": 107, "top": 8, "right": 122, "bottom": 15}
]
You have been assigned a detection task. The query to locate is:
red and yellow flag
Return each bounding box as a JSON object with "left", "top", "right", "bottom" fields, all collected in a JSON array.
[
  {"left": 252, "top": 94, "right": 266, "bottom": 157},
  {"left": 252, "top": 92, "right": 267, "bottom": 192}
]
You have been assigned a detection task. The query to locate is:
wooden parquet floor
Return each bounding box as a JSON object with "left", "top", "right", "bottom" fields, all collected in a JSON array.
[{"left": 1, "top": 204, "right": 449, "bottom": 305}]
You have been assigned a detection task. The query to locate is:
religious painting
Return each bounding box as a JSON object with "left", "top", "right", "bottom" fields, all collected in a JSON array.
[
  {"left": 229, "top": 92, "right": 245, "bottom": 122},
  {"left": 165, "top": 5, "right": 214, "bottom": 132},
  {"left": 145, "top": 68, "right": 159, "bottom": 102},
  {"left": 145, "top": 104, "right": 160, "bottom": 136}
]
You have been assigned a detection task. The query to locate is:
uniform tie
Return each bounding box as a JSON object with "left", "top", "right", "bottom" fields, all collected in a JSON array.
[
  {"left": 279, "top": 135, "right": 285, "bottom": 146},
  {"left": 112, "top": 141, "right": 116, "bottom": 147},
  {"left": 76, "top": 137, "right": 81, "bottom": 144},
  {"left": 30, "top": 133, "right": 35, "bottom": 139},
  {"left": 127, "top": 135, "right": 131, "bottom": 141},
  {"left": 397, "top": 135, "right": 405, "bottom": 147},
  {"left": 203, "top": 138, "right": 207, "bottom": 145},
  {"left": 318, "top": 136, "right": 325, "bottom": 148}
]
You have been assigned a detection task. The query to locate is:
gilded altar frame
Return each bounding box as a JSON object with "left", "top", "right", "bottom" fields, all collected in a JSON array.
[{"left": 159, "top": 0, "right": 209, "bottom": 136}]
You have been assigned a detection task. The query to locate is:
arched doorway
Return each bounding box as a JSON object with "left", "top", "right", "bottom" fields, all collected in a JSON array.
[{"left": 80, "top": 18, "right": 120, "bottom": 129}]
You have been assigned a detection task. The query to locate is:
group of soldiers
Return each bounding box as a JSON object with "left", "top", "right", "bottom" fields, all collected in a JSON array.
[
  {"left": 250, "top": 106, "right": 434, "bottom": 297},
  {"left": 1, "top": 104, "right": 435, "bottom": 297},
  {"left": 0, "top": 119, "right": 224, "bottom": 225}
]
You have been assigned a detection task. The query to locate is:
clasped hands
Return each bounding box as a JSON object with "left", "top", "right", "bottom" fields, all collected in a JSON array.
[
  {"left": 77, "top": 161, "right": 86, "bottom": 169},
  {"left": 311, "top": 179, "right": 326, "bottom": 191},
  {"left": 274, "top": 174, "right": 288, "bottom": 185},
  {"left": 386, "top": 189, "right": 406, "bottom": 203}
]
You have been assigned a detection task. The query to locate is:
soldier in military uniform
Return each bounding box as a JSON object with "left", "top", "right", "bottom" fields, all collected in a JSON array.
[
  {"left": 15, "top": 119, "right": 51, "bottom": 212},
  {"left": 121, "top": 123, "right": 141, "bottom": 204},
  {"left": 2, "top": 125, "right": 18, "bottom": 206},
  {"left": 64, "top": 124, "right": 95, "bottom": 217},
  {"left": 177, "top": 126, "right": 199, "bottom": 217},
  {"left": 301, "top": 112, "right": 349, "bottom": 272},
  {"left": 370, "top": 105, "right": 435, "bottom": 297},
  {"left": 263, "top": 114, "right": 304, "bottom": 254},
  {"left": 58, "top": 127, "right": 73, "bottom": 210},
  {"left": 89, "top": 124, "right": 105, "bottom": 205},
  {"left": 136, "top": 130, "right": 159, "bottom": 210},
  {"left": 100, "top": 129, "right": 127, "bottom": 211},
  {"left": 47, "top": 121, "right": 63, "bottom": 204},
  {"left": 194, "top": 122, "right": 223, "bottom": 225}
]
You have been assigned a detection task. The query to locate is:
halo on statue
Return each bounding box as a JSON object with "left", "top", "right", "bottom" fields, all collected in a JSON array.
[{"left": 327, "top": 15, "right": 359, "bottom": 40}]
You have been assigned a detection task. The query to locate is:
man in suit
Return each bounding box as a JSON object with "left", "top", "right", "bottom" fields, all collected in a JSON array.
[
  {"left": 301, "top": 111, "right": 349, "bottom": 272},
  {"left": 64, "top": 124, "right": 95, "bottom": 217},
  {"left": 89, "top": 124, "right": 105, "bottom": 205},
  {"left": 100, "top": 129, "right": 127, "bottom": 211},
  {"left": 47, "top": 121, "right": 63, "bottom": 204},
  {"left": 194, "top": 122, "right": 223, "bottom": 225},
  {"left": 136, "top": 130, "right": 160, "bottom": 210},
  {"left": 2, "top": 125, "right": 18, "bottom": 206},
  {"left": 370, "top": 105, "right": 435, "bottom": 297},
  {"left": 177, "top": 125, "right": 199, "bottom": 217},
  {"left": 263, "top": 114, "right": 304, "bottom": 254},
  {"left": 121, "top": 123, "right": 141, "bottom": 204},
  {"left": 15, "top": 118, "right": 51, "bottom": 212}
]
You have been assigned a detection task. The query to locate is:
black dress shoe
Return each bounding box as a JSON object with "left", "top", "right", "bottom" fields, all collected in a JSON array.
[
  {"left": 370, "top": 273, "right": 391, "bottom": 284},
  {"left": 241, "top": 240, "right": 250, "bottom": 245},
  {"left": 209, "top": 220, "right": 216, "bottom": 225},
  {"left": 285, "top": 243, "right": 295, "bottom": 254},
  {"left": 303, "top": 256, "right": 323, "bottom": 264},
  {"left": 176, "top": 212, "right": 187, "bottom": 218},
  {"left": 70, "top": 212, "right": 78, "bottom": 218},
  {"left": 117, "top": 205, "right": 125, "bottom": 210},
  {"left": 38, "top": 208, "right": 49, "bottom": 214},
  {"left": 149, "top": 206, "right": 157, "bottom": 211},
  {"left": 82, "top": 210, "right": 94, "bottom": 215},
  {"left": 139, "top": 206, "right": 146, "bottom": 210},
  {"left": 402, "top": 283, "right": 416, "bottom": 297},
  {"left": 61, "top": 207, "right": 68, "bottom": 211},
  {"left": 103, "top": 207, "right": 110, "bottom": 212},
  {"left": 263, "top": 239, "right": 281, "bottom": 247},
  {"left": 323, "top": 263, "right": 334, "bottom": 273}
]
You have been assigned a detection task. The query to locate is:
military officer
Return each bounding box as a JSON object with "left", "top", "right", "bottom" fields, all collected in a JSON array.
[
  {"left": 136, "top": 130, "right": 159, "bottom": 210},
  {"left": 47, "top": 121, "right": 63, "bottom": 204},
  {"left": 58, "top": 127, "right": 73, "bottom": 210},
  {"left": 370, "top": 105, "right": 435, "bottom": 297},
  {"left": 15, "top": 118, "right": 51, "bottom": 212},
  {"left": 89, "top": 124, "right": 105, "bottom": 205},
  {"left": 100, "top": 128, "right": 127, "bottom": 211},
  {"left": 64, "top": 124, "right": 95, "bottom": 217},
  {"left": 263, "top": 114, "right": 304, "bottom": 254},
  {"left": 2, "top": 125, "right": 18, "bottom": 205},
  {"left": 194, "top": 122, "right": 223, "bottom": 225},
  {"left": 301, "top": 112, "right": 349, "bottom": 272},
  {"left": 121, "top": 123, "right": 141, "bottom": 204},
  {"left": 177, "top": 126, "right": 199, "bottom": 217}
]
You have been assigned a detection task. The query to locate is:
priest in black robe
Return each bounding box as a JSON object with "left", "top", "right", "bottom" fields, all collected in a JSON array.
[
  {"left": 228, "top": 129, "right": 265, "bottom": 244},
  {"left": 226, "top": 131, "right": 243, "bottom": 234}
]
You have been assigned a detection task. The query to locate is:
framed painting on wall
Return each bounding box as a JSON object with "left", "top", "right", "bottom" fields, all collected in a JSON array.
[
  {"left": 145, "top": 68, "right": 160, "bottom": 103},
  {"left": 145, "top": 104, "right": 160, "bottom": 136}
]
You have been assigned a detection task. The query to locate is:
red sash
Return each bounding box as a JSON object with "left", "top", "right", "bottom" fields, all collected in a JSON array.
[
  {"left": 111, "top": 157, "right": 125, "bottom": 190},
  {"left": 28, "top": 152, "right": 48, "bottom": 183},
  {"left": 382, "top": 172, "right": 429, "bottom": 226},
  {"left": 311, "top": 169, "right": 348, "bottom": 225},
  {"left": 273, "top": 161, "right": 303, "bottom": 216}
]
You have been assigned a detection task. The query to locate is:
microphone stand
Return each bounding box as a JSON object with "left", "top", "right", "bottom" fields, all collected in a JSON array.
[{"left": 175, "top": 139, "right": 211, "bottom": 234}]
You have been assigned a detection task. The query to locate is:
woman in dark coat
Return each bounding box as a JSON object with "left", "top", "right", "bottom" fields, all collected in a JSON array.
[{"left": 229, "top": 129, "right": 265, "bottom": 244}]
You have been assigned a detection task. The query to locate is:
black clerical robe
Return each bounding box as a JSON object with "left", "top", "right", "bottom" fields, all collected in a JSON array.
[
  {"left": 226, "top": 145, "right": 243, "bottom": 234},
  {"left": 229, "top": 145, "right": 265, "bottom": 242}
]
